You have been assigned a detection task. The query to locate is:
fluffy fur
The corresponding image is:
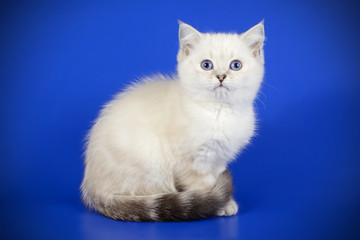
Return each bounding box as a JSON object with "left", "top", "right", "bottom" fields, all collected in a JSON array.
[{"left": 81, "top": 20, "right": 265, "bottom": 221}]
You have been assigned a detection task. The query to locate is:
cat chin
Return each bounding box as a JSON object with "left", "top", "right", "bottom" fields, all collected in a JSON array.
[{"left": 212, "top": 87, "right": 232, "bottom": 99}]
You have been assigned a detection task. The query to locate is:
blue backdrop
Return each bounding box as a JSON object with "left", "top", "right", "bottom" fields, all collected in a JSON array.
[{"left": 1, "top": 0, "right": 359, "bottom": 239}]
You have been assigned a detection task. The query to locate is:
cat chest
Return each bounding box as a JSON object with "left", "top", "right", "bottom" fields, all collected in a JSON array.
[{"left": 190, "top": 108, "right": 254, "bottom": 156}]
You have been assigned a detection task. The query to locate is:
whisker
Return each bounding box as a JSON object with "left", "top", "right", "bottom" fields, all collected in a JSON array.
[
  {"left": 254, "top": 100, "right": 259, "bottom": 112},
  {"left": 258, "top": 90, "right": 267, "bottom": 102},
  {"left": 263, "top": 81, "right": 278, "bottom": 91},
  {"left": 256, "top": 96, "right": 266, "bottom": 109}
]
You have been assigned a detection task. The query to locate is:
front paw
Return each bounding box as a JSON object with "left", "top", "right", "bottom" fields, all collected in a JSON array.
[{"left": 217, "top": 199, "right": 238, "bottom": 216}]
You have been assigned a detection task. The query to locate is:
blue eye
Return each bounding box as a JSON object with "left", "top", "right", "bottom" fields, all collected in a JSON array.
[
  {"left": 201, "top": 60, "right": 213, "bottom": 70},
  {"left": 230, "top": 60, "right": 242, "bottom": 71}
]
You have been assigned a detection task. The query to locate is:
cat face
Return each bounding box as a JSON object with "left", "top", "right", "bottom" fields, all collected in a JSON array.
[{"left": 177, "top": 21, "right": 265, "bottom": 104}]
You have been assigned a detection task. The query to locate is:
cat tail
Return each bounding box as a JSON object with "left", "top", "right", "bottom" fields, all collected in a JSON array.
[{"left": 83, "top": 170, "right": 233, "bottom": 222}]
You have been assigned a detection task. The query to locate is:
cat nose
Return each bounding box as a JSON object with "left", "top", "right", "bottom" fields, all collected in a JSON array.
[{"left": 216, "top": 74, "right": 227, "bottom": 82}]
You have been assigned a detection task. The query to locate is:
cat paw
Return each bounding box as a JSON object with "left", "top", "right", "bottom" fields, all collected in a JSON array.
[{"left": 216, "top": 199, "right": 238, "bottom": 216}]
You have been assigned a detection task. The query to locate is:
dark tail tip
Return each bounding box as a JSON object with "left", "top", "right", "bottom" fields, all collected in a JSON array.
[{"left": 155, "top": 170, "right": 233, "bottom": 221}]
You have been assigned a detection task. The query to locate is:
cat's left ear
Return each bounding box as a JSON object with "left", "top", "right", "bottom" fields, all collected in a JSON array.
[
  {"left": 241, "top": 20, "right": 265, "bottom": 57},
  {"left": 178, "top": 20, "right": 201, "bottom": 57}
]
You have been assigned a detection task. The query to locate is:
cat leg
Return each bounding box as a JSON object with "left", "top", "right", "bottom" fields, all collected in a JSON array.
[
  {"left": 216, "top": 197, "right": 238, "bottom": 216},
  {"left": 178, "top": 170, "right": 217, "bottom": 191}
]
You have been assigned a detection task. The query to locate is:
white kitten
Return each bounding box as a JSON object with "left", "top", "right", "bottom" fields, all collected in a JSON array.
[{"left": 81, "top": 20, "right": 265, "bottom": 221}]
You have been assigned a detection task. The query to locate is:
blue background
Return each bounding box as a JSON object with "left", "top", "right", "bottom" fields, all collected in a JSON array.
[{"left": 1, "top": 0, "right": 360, "bottom": 239}]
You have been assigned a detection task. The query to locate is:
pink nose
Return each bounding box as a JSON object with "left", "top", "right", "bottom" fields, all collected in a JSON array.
[{"left": 216, "top": 74, "right": 227, "bottom": 82}]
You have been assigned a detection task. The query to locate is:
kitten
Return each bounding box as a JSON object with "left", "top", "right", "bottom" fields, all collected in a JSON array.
[{"left": 81, "top": 20, "right": 265, "bottom": 221}]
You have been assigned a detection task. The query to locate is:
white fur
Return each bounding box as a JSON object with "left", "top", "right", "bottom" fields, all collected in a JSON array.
[{"left": 81, "top": 21, "right": 265, "bottom": 213}]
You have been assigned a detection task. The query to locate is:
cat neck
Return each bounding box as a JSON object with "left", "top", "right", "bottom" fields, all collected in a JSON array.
[{"left": 178, "top": 83, "right": 254, "bottom": 113}]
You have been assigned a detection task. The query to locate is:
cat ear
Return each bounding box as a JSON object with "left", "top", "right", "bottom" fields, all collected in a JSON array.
[
  {"left": 241, "top": 20, "right": 265, "bottom": 57},
  {"left": 178, "top": 20, "right": 201, "bottom": 56}
]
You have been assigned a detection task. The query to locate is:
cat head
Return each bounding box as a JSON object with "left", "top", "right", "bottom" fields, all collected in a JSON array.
[{"left": 177, "top": 21, "right": 265, "bottom": 104}]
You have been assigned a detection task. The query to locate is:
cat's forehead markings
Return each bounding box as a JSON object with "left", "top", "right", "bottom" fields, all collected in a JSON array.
[
  {"left": 207, "top": 47, "right": 235, "bottom": 62},
  {"left": 209, "top": 51, "right": 214, "bottom": 59},
  {"left": 205, "top": 34, "right": 240, "bottom": 57}
]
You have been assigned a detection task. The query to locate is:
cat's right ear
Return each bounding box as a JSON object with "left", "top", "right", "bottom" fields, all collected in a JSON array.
[{"left": 178, "top": 20, "right": 201, "bottom": 57}]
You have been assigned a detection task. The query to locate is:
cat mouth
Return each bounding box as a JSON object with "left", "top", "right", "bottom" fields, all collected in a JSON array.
[{"left": 214, "top": 84, "right": 229, "bottom": 90}]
